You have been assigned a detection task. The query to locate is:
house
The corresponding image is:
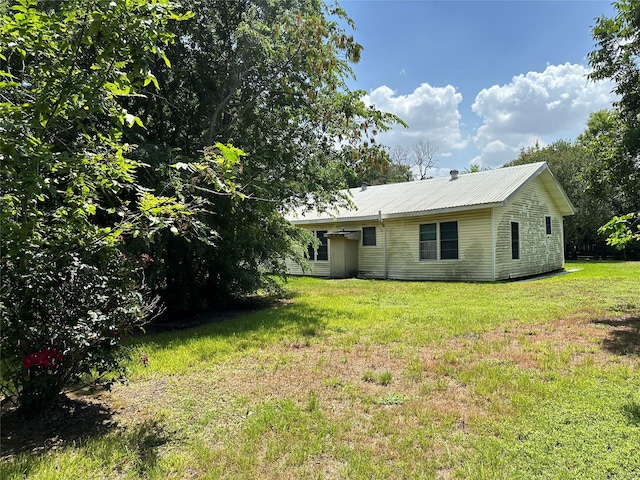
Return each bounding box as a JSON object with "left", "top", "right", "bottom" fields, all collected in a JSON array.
[{"left": 285, "top": 162, "right": 575, "bottom": 281}]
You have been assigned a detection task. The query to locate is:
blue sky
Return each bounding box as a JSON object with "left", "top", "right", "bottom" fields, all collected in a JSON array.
[{"left": 339, "top": 0, "right": 618, "bottom": 175}]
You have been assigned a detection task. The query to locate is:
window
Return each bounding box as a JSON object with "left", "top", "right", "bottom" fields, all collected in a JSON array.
[
  {"left": 362, "top": 226, "right": 376, "bottom": 246},
  {"left": 511, "top": 222, "right": 519, "bottom": 260},
  {"left": 419, "top": 222, "right": 459, "bottom": 260},
  {"left": 419, "top": 223, "right": 437, "bottom": 260},
  {"left": 545, "top": 216, "right": 552, "bottom": 235},
  {"left": 307, "top": 230, "right": 328, "bottom": 261},
  {"left": 440, "top": 221, "right": 458, "bottom": 260}
]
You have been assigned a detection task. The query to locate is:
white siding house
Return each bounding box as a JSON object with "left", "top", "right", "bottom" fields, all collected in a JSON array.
[{"left": 285, "top": 162, "right": 575, "bottom": 281}]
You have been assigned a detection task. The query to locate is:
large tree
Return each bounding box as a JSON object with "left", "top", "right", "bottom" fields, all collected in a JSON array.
[
  {"left": 588, "top": 0, "right": 640, "bottom": 248},
  {"left": 125, "top": 0, "right": 401, "bottom": 314},
  {"left": 0, "top": 0, "right": 241, "bottom": 411}
]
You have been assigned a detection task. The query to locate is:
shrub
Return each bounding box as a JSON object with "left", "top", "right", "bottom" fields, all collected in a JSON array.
[{"left": 1, "top": 250, "right": 156, "bottom": 411}]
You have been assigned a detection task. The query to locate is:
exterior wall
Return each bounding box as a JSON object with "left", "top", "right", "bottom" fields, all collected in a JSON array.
[
  {"left": 284, "top": 223, "right": 331, "bottom": 277},
  {"left": 383, "top": 210, "right": 494, "bottom": 281},
  {"left": 286, "top": 212, "right": 495, "bottom": 281},
  {"left": 358, "top": 222, "right": 385, "bottom": 278},
  {"left": 493, "top": 177, "right": 565, "bottom": 280}
]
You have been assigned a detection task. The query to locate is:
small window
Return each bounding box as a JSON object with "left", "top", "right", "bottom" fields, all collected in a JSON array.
[
  {"left": 511, "top": 222, "right": 520, "bottom": 260},
  {"left": 307, "top": 230, "right": 328, "bottom": 261},
  {"left": 440, "top": 221, "right": 458, "bottom": 260},
  {"left": 419, "top": 223, "right": 437, "bottom": 260},
  {"left": 362, "top": 226, "right": 376, "bottom": 246},
  {"left": 545, "top": 216, "right": 552, "bottom": 235}
]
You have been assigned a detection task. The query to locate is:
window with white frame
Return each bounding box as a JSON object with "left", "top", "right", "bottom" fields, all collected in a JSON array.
[
  {"left": 419, "top": 223, "right": 437, "bottom": 260},
  {"left": 545, "top": 216, "right": 552, "bottom": 235}
]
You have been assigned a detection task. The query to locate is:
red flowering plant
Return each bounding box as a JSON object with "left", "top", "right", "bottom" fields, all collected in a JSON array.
[
  {"left": 23, "top": 348, "right": 65, "bottom": 370},
  {"left": 1, "top": 248, "right": 159, "bottom": 412}
]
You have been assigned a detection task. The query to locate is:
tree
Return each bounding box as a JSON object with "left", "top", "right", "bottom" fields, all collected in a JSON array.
[
  {"left": 462, "top": 164, "right": 491, "bottom": 174},
  {"left": 0, "top": 0, "right": 238, "bottom": 411},
  {"left": 389, "top": 140, "right": 438, "bottom": 180},
  {"left": 341, "top": 145, "right": 412, "bottom": 188},
  {"left": 588, "top": 0, "right": 640, "bottom": 247},
  {"left": 123, "top": 0, "right": 402, "bottom": 315},
  {"left": 411, "top": 140, "right": 439, "bottom": 180}
]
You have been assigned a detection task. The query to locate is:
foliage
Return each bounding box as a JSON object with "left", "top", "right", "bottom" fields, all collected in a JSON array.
[
  {"left": 599, "top": 212, "right": 640, "bottom": 250},
  {"left": 578, "top": 110, "right": 639, "bottom": 214},
  {"left": 589, "top": 0, "right": 640, "bottom": 157},
  {"left": 341, "top": 145, "right": 413, "bottom": 188},
  {"left": 1, "top": 251, "right": 150, "bottom": 410},
  {"left": 123, "top": 0, "right": 403, "bottom": 314},
  {"left": 588, "top": 0, "right": 640, "bottom": 247},
  {"left": 0, "top": 0, "right": 239, "bottom": 411},
  {"left": 462, "top": 164, "right": 491, "bottom": 174}
]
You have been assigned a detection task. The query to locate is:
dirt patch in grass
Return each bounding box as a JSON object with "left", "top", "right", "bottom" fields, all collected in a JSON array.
[
  {"left": 459, "top": 313, "right": 640, "bottom": 370},
  {"left": 115, "top": 313, "right": 639, "bottom": 422},
  {"left": 4, "top": 312, "right": 638, "bottom": 469}
]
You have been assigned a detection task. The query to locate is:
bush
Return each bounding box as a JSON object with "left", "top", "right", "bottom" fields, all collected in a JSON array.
[{"left": 1, "top": 249, "right": 157, "bottom": 411}]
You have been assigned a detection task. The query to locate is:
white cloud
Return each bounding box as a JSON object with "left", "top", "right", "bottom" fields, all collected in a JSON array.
[
  {"left": 471, "top": 63, "right": 616, "bottom": 167},
  {"left": 364, "top": 83, "right": 467, "bottom": 156}
]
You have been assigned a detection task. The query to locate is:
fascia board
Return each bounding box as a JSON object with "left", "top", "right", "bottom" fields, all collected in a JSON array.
[{"left": 288, "top": 202, "right": 504, "bottom": 225}]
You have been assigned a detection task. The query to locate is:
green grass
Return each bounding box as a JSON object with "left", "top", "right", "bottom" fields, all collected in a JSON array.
[{"left": 2, "top": 261, "right": 639, "bottom": 479}]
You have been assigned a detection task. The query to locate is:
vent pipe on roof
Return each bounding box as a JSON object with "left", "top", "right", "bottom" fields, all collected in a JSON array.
[
  {"left": 361, "top": 182, "right": 368, "bottom": 191},
  {"left": 450, "top": 169, "right": 459, "bottom": 180}
]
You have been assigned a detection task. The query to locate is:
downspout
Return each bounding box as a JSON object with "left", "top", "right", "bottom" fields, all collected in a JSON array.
[
  {"left": 378, "top": 210, "right": 387, "bottom": 279},
  {"left": 491, "top": 208, "right": 496, "bottom": 281}
]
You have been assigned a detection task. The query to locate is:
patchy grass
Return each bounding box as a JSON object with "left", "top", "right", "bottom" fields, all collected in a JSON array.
[{"left": 2, "top": 261, "right": 639, "bottom": 479}]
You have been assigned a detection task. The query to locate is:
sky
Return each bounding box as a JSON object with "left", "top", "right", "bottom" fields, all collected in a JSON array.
[{"left": 338, "top": 0, "right": 619, "bottom": 176}]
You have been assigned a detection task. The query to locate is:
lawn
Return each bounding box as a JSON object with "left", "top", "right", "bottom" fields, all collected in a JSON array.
[{"left": 2, "top": 261, "right": 639, "bottom": 479}]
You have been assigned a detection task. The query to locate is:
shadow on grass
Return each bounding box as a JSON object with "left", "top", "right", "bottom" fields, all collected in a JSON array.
[
  {"left": 132, "top": 294, "right": 330, "bottom": 352},
  {"left": 1, "top": 397, "right": 171, "bottom": 477},
  {"left": 623, "top": 401, "right": 640, "bottom": 426},
  {"left": 146, "top": 292, "right": 292, "bottom": 332},
  {"left": 0, "top": 396, "right": 115, "bottom": 458},
  {"left": 592, "top": 316, "right": 640, "bottom": 356}
]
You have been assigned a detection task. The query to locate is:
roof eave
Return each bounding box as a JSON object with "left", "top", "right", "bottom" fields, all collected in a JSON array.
[{"left": 288, "top": 202, "right": 504, "bottom": 225}]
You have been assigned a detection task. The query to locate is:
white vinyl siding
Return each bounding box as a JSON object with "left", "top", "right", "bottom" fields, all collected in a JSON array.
[
  {"left": 286, "top": 174, "right": 567, "bottom": 281},
  {"left": 284, "top": 225, "right": 331, "bottom": 277},
  {"left": 493, "top": 177, "right": 565, "bottom": 280},
  {"left": 383, "top": 210, "right": 493, "bottom": 281}
]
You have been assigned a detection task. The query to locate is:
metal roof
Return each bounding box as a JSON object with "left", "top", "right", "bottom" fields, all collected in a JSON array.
[{"left": 287, "top": 162, "right": 575, "bottom": 224}]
